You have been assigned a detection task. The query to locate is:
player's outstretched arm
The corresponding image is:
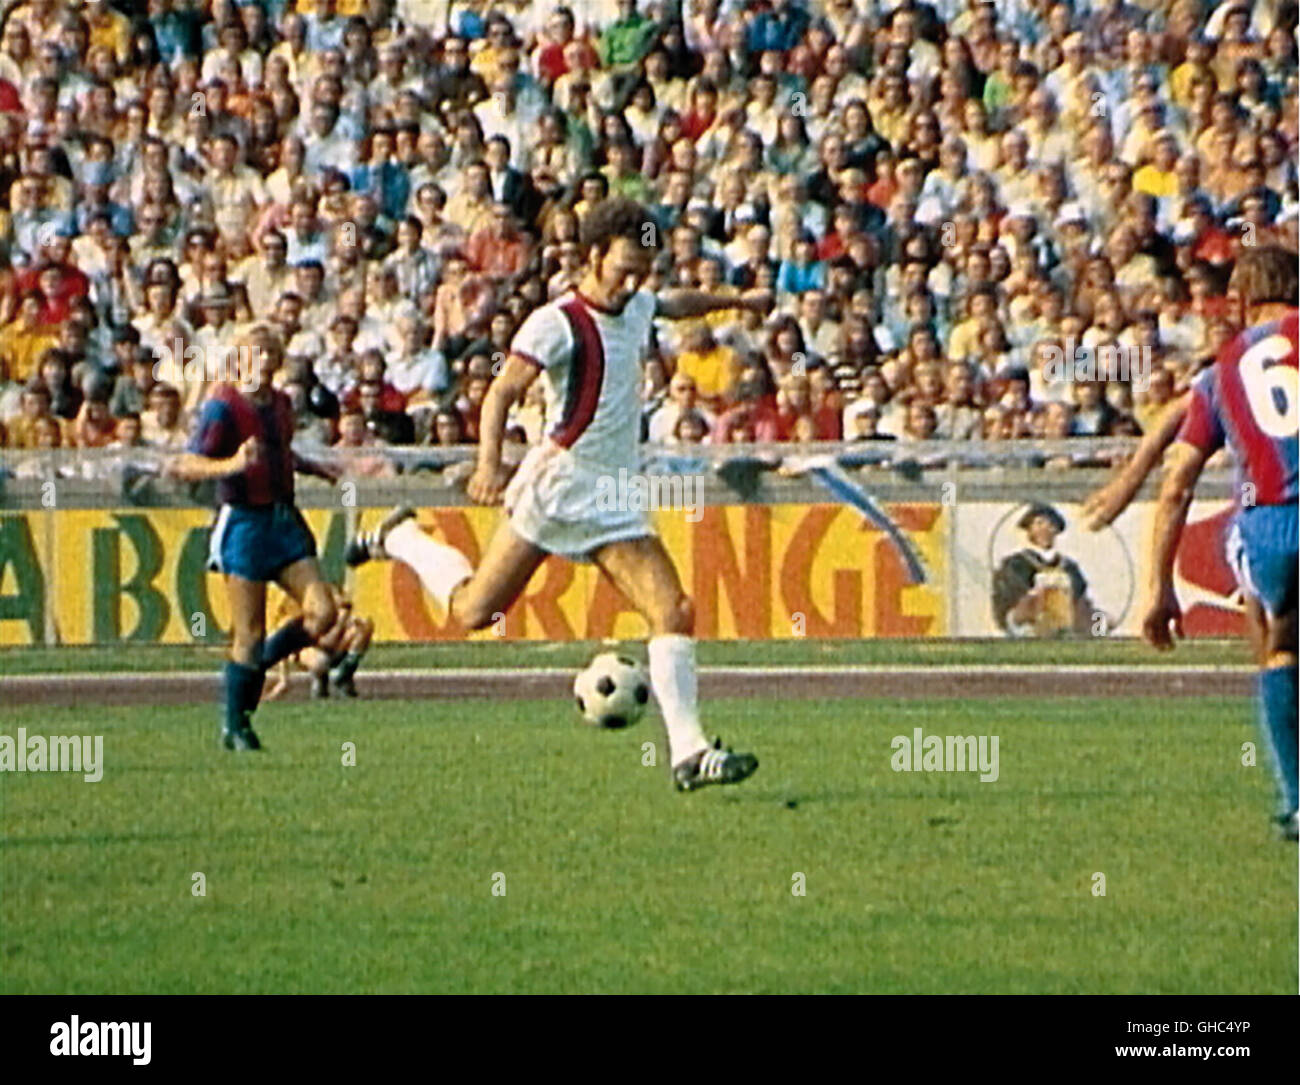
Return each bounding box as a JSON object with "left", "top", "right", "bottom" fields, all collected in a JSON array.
[
  {"left": 1083, "top": 392, "right": 1191, "bottom": 530},
  {"left": 293, "top": 451, "right": 343, "bottom": 484},
  {"left": 164, "top": 437, "right": 261, "bottom": 482},
  {"left": 655, "top": 289, "right": 773, "bottom": 319},
  {"left": 467, "top": 353, "right": 539, "bottom": 505},
  {"left": 1142, "top": 440, "right": 1209, "bottom": 651}
]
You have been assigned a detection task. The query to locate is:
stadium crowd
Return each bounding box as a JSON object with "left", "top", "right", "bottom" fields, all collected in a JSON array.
[{"left": 0, "top": 0, "right": 1295, "bottom": 471}]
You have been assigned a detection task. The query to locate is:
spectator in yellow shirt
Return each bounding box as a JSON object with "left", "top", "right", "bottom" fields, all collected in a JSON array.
[
  {"left": 673, "top": 324, "right": 742, "bottom": 405},
  {"left": 1133, "top": 132, "right": 1182, "bottom": 198},
  {"left": 5, "top": 381, "right": 54, "bottom": 449},
  {"left": 947, "top": 285, "right": 1000, "bottom": 362},
  {"left": 470, "top": 15, "right": 518, "bottom": 88},
  {"left": 0, "top": 292, "right": 58, "bottom": 383},
  {"left": 85, "top": 0, "right": 131, "bottom": 66}
]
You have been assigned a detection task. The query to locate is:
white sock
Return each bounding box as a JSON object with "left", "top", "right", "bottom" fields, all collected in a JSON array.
[
  {"left": 648, "top": 634, "right": 709, "bottom": 767},
  {"left": 383, "top": 519, "right": 473, "bottom": 612}
]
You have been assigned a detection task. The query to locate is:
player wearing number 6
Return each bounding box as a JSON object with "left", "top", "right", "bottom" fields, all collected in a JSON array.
[{"left": 1146, "top": 247, "right": 1298, "bottom": 840}]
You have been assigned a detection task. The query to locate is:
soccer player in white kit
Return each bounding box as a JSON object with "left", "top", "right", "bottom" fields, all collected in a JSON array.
[{"left": 347, "top": 199, "right": 768, "bottom": 790}]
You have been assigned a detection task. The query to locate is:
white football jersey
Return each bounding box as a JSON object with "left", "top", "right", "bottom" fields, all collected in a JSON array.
[{"left": 508, "top": 289, "right": 656, "bottom": 472}]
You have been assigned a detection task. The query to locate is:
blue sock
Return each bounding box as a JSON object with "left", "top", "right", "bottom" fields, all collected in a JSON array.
[
  {"left": 1258, "top": 666, "right": 1298, "bottom": 816},
  {"left": 223, "top": 661, "right": 264, "bottom": 734},
  {"left": 261, "top": 620, "right": 312, "bottom": 668}
]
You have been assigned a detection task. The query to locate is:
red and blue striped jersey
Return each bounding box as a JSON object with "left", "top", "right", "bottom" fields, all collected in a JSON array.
[
  {"left": 188, "top": 384, "right": 297, "bottom": 506},
  {"left": 1179, "top": 310, "right": 1299, "bottom": 505}
]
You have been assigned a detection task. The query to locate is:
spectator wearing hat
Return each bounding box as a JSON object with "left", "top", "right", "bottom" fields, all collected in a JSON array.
[
  {"left": 189, "top": 282, "right": 239, "bottom": 387},
  {"left": 134, "top": 259, "right": 192, "bottom": 359},
  {"left": 992, "top": 503, "right": 1097, "bottom": 637}
]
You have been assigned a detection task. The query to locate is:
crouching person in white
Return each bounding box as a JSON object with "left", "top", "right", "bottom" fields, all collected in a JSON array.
[{"left": 347, "top": 199, "right": 768, "bottom": 790}]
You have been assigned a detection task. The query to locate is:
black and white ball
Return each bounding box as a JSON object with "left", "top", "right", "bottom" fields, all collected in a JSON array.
[{"left": 573, "top": 653, "right": 651, "bottom": 729}]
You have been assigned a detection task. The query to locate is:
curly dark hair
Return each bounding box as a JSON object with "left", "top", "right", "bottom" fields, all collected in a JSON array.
[
  {"left": 578, "top": 197, "right": 659, "bottom": 255},
  {"left": 1230, "top": 246, "right": 1299, "bottom": 307}
]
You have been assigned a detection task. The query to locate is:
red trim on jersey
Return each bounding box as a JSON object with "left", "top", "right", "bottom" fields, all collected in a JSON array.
[
  {"left": 551, "top": 298, "right": 605, "bottom": 449},
  {"left": 511, "top": 350, "right": 544, "bottom": 370}
]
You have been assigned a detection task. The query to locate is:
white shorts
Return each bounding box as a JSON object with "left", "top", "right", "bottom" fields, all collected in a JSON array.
[{"left": 504, "top": 443, "right": 653, "bottom": 562}]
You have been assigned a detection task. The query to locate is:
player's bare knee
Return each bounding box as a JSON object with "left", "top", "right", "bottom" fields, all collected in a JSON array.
[
  {"left": 303, "top": 594, "right": 337, "bottom": 639},
  {"left": 653, "top": 594, "right": 694, "bottom": 636},
  {"left": 230, "top": 633, "right": 262, "bottom": 668}
]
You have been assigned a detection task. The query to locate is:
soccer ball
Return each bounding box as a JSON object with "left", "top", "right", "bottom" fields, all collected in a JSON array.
[{"left": 573, "top": 653, "right": 651, "bottom": 729}]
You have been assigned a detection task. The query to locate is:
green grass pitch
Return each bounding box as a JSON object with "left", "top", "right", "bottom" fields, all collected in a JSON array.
[{"left": 1, "top": 688, "right": 1293, "bottom": 994}]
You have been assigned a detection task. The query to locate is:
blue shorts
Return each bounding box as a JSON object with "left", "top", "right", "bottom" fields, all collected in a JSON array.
[
  {"left": 207, "top": 503, "right": 317, "bottom": 582},
  {"left": 1227, "top": 503, "right": 1298, "bottom": 617}
]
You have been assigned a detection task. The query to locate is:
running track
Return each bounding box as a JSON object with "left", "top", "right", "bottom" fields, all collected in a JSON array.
[{"left": 0, "top": 665, "right": 1253, "bottom": 707}]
